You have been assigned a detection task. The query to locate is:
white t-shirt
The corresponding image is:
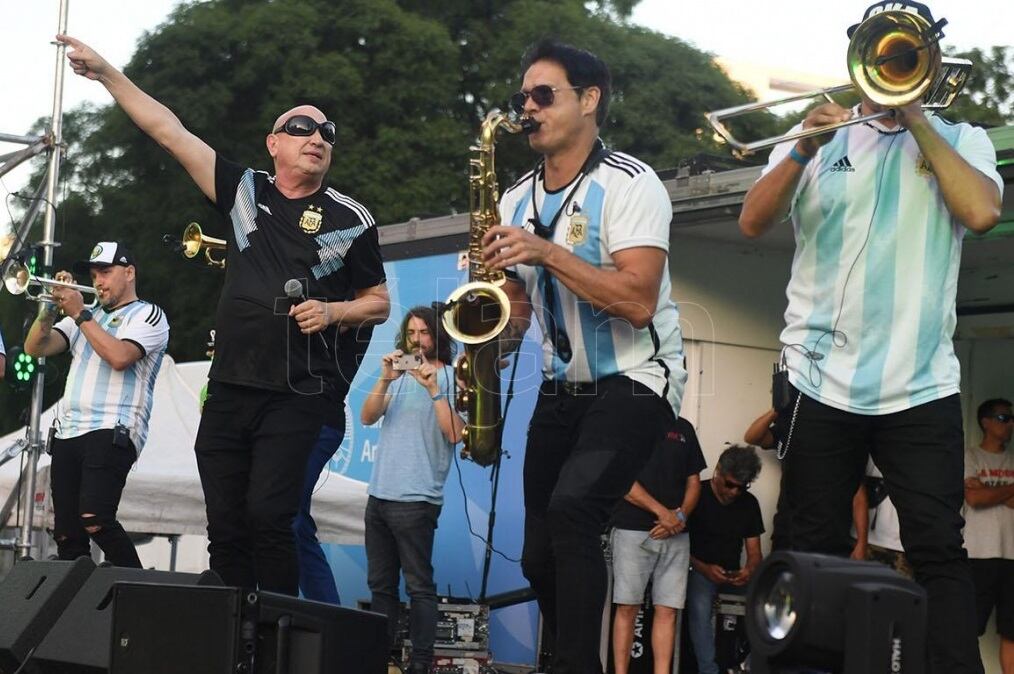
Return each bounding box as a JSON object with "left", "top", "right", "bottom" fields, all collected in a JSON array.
[
  {"left": 854, "top": 460, "right": 903, "bottom": 552},
  {"left": 498, "top": 148, "right": 687, "bottom": 415},
  {"left": 962, "top": 445, "right": 1014, "bottom": 560},
  {"left": 763, "top": 111, "right": 1003, "bottom": 415},
  {"left": 53, "top": 301, "right": 169, "bottom": 453}
]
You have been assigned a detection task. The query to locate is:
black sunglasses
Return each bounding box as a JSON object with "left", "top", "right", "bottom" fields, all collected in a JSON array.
[
  {"left": 273, "top": 115, "right": 336, "bottom": 145},
  {"left": 988, "top": 413, "right": 1014, "bottom": 423},
  {"left": 509, "top": 85, "right": 583, "bottom": 114}
]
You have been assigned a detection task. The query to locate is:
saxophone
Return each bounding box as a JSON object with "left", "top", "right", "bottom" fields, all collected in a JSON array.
[{"left": 442, "top": 110, "right": 532, "bottom": 466}]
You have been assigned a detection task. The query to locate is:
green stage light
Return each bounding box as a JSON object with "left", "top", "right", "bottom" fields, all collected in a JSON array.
[{"left": 5, "top": 346, "right": 40, "bottom": 390}]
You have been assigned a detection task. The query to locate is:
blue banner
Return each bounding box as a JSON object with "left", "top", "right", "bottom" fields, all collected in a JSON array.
[{"left": 322, "top": 252, "right": 545, "bottom": 666}]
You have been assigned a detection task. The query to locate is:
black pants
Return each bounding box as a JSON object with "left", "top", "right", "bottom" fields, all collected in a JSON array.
[
  {"left": 780, "top": 390, "right": 983, "bottom": 674},
  {"left": 50, "top": 429, "right": 141, "bottom": 568},
  {"left": 521, "top": 377, "right": 672, "bottom": 674},
  {"left": 364, "top": 497, "right": 441, "bottom": 669},
  {"left": 195, "top": 381, "right": 325, "bottom": 595}
]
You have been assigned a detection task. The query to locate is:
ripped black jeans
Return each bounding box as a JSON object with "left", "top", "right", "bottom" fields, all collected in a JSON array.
[{"left": 50, "top": 428, "right": 141, "bottom": 568}]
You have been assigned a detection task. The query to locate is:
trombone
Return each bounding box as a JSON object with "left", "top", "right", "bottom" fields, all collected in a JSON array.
[
  {"left": 705, "top": 10, "right": 972, "bottom": 155},
  {"left": 3, "top": 261, "right": 99, "bottom": 308}
]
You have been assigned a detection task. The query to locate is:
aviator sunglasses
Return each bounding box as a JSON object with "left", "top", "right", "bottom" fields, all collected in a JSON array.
[
  {"left": 272, "top": 114, "right": 337, "bottom": 145},
  {"left": 509, "top": 85, "right": 583, "bottom": 114}
]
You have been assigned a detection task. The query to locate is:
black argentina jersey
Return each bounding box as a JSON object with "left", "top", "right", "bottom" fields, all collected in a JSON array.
[{"left": 209, "top": 154, "right": 385, "bottom": 395}]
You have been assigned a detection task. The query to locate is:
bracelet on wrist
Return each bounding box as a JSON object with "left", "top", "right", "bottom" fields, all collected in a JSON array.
[{"left": 788, "top": 146, "right": 813, "bottom": 166}]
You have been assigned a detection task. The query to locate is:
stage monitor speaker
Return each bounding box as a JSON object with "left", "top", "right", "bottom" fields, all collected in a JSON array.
[
  {"left": 109, "top": 584, "right": 388, "bottom": 674},
  {"left": 0, "top": 558, "right": 96, "bottom": 674},
  {"left": 31, "top": 566, "right": 221, "bottom": 673}
]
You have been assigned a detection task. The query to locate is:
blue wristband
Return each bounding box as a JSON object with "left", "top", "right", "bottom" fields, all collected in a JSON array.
[
  {"left": 676, "top": 510, "right": 686, "bottom": 523},
  {"left": 431, "top": 392, "right": 443, "bottom": 401},
  {"left": 788, "top": 146, "right": 812, "bottom": 166}
]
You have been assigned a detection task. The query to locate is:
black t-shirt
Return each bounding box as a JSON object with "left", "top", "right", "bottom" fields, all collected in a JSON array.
[
  {"left": 209, "top": 155, "right": 385, "bottom": 396},
  {"left": 689, "top": 480, "right": 765, "bottom": 571},
  {"left": 612, "top": 417, "right": 708, "bottom": 531}
]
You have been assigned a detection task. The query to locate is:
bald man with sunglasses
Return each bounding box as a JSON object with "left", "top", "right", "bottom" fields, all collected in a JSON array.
[{"left": 58, "top": 35, "right": 390, "bottom": 595}]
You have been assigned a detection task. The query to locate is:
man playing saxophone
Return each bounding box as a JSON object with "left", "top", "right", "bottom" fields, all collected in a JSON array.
[{"left": 482, "top": 40, "right": 687, "bottom": 674}]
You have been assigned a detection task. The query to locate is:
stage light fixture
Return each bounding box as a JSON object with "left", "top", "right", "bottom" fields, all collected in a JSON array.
[{"left": 746, "top": 551, "right": 926, "bottom": 674}]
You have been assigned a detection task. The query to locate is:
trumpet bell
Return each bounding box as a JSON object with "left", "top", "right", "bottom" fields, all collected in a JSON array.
[
  {"left": 3, "top": 264, "right": 30, "bottom": 295},
  {"left": 2, "top": 261, "right": 99, "bottom": 308},
  {"left": 182, "top": 222, "right": 203, "bottom": 259},
  {"left": 182, "top": 222, "right": 227, "bottom": 269}
]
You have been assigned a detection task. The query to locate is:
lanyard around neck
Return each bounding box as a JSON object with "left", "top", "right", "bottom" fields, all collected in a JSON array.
[
  {"left": 529, "top": 138, "right": 607, "bottom": 240},
  {"left": 526, "top": 139, "right": 609, "bottom": 366}
]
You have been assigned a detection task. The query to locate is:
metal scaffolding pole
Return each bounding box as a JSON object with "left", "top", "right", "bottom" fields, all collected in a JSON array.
[{"left": 15, "top": 0, "right": 70, "bottom": 560}]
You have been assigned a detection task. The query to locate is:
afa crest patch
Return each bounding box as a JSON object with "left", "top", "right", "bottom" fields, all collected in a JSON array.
[
  {"left": 299, "top": 205, "right": 324, "bottom": 234},
  {"left": 915, "top": 154, "right": 934, "bottom": 178},
  {"left": 566, "top": 213, "right": 589, "bottom": 246}
]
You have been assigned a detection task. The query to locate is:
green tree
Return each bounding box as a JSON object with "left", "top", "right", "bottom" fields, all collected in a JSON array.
[
  {"left": 944, "top": 46, "right": 1013, "bottom": 127},
  {"left": 0, "top": 0, "right": 779, "bottom": 433}
]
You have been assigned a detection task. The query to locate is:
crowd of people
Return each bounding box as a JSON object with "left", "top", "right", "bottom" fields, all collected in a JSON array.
[{"left": 1, "top": 2, "right": 1009, "bottom": 672}]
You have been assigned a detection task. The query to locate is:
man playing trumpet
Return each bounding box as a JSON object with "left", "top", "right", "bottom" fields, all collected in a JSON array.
[{"left": 25, "top": 242, "right": 169, "bottom": 568}]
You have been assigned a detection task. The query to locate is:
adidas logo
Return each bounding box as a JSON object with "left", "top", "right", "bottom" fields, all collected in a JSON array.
[{"left": 830, "top": 155, "right": 855, "bottom": 172}]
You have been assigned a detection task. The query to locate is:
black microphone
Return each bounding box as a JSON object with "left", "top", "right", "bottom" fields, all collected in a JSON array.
[{"left": 285, "top": 279, "right": 331, "bottom": 358}]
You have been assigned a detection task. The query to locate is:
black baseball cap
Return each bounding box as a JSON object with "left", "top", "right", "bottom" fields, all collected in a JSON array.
[
  {"left": 73, "top": 241, "right": 137, "bottom": 274},
  {"left": 847, "top": 1, "right": 937, "bottom": 38}
]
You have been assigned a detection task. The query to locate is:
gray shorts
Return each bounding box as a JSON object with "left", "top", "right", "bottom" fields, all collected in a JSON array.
[{"left": 610, "top": 527, "right": 691, "bottom": 609}]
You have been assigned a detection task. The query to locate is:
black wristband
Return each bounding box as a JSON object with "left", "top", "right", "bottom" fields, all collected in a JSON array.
[{"left": 75, "top": 309, "right": 93, "bottom": 326}]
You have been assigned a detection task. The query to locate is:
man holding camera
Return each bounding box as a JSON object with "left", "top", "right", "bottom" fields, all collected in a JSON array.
[
  {"left": 24, "top": 241, "right": 169, "bottom": 567},
  {"left": 360, "top": 306, "right": 465, "bottom": 674}
]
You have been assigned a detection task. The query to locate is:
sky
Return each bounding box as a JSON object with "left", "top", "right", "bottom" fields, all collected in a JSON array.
[{"left": 1, "top": 0, "right": 1012, "bottom": 234}]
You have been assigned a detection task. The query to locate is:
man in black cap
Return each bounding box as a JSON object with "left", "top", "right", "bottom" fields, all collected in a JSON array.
[
  {"left": 25, "top": 241, "right": 170, "bottom": 567},
  {"left": 740, "top": 2, "right": 1002, "bottom": 672}
]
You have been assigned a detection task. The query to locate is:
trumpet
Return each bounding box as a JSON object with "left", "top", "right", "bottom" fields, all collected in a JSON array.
[
  {"left": 706, "top": 10, "right": 972, "bottom": 155},
  {"left": 3, "top": 261, "right": 99, "bottom": 308},
  {"left": 182, "top": 222, "right": 227, "bottom": 269}
]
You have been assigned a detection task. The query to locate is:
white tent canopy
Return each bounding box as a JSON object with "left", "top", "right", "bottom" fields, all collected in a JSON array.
[{"left": 0, "top": 356, "right": 367, "bottom": 544}]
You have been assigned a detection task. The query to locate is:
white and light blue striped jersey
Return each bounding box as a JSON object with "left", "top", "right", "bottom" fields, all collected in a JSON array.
[
  {"left": 53, "top": 301, "right": 170, "bottom": 452},
  {"left": 765, "top": 110, "right": 1003, "bottom": 415},
  {"left": 498, "top": 150, "right": 687, "bottom": 415},
  {"left": 0, "top": 328, "right": 5, "bottom": 356}
]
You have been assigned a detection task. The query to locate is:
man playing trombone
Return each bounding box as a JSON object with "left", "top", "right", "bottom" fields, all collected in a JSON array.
[
  {"left": 24, "top": 242, "right": 169, "bottom": 567},
  {"left": 739, "top": 3, "right": 1002, "bottom": 672}
]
